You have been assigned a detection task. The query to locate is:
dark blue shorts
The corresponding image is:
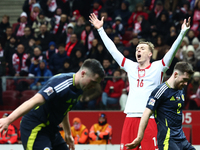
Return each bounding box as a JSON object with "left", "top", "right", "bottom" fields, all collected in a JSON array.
[
  {"left": 20, "top": 119, "right": 68, "bottom": 150},
  {"left": 158, "top": 138, "right": 196, "bottom": 150}
]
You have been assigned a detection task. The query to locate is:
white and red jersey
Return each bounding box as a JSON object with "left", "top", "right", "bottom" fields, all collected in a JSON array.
[{"left": 98, "top": 25, "right": 189, "bottom": 117}]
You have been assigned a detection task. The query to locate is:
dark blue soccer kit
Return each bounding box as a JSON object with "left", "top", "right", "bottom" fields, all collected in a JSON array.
[
  {"left": 20, "top": 73, "right": 82, "bottom": 150},
  {"left": 146, "top": 82, "right": 195, "bottom": 150}
]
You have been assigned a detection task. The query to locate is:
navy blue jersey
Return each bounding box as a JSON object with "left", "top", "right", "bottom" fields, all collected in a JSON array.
[
  {"left": 146, "top": 82, "right": 186, "bottom": 144},
  {"left": 22, "top": 73, "right": 82, "bottom": 131}
]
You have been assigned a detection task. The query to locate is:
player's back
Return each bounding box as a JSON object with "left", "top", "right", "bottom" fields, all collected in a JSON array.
[{"left": 21, "top": 73, "right": 82, "bottom": 131}]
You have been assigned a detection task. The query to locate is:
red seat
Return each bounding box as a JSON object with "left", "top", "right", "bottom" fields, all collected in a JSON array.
[
  {"left": 3, "top": 90, "right": 20, "bottom": 98},
  {"left": 21, "top": 90, "right": 38, "bottom": 97},
  {"left": 6, "top": 79, "right": 16, "bottom": 90},
  {"left": 19, "top": 95, "right": 31, "bottom": 105},
  {"left": 2, "top": 95, "right": 20, "bottom": 110},
  {"left": 17, "top": 78, "right": 34, "bottom": 85}
]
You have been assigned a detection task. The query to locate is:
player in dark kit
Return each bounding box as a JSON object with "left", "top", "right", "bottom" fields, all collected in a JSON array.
[
  {"left": 0, "top": 59, "right": 105, "bottom": 150},
  {"left": 126, "top": 62, "right": 196, "bottom": 150}
]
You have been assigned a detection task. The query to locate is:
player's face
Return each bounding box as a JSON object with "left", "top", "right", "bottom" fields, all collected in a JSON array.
[
  {"left": 136, "top": 44, "right": 152, "bottom": 64},
  {"left": 80, "top": 70, "right": 102, "bottom": 91},
  {"left": 174, "top": 72, "right": 191, "bottom": 90}
]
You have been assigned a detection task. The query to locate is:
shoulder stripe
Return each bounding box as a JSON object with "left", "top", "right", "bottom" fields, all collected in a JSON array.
[
  {"left": 154, "top": 84, "right": 168, "bottom": 99},
  {"left": 55, "top": 80, "right": 73, "bottom": 93},
  {"left": 54, "top": 78, "right": 72, "bottom": 89},
  {"left": 54, "top": 79, "right": 73, "bottom": 93}
]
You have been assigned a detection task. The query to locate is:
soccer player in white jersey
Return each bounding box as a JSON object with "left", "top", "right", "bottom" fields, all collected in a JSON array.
[{"left": 89, "top": 13, "right": 190, "bottom": 150}]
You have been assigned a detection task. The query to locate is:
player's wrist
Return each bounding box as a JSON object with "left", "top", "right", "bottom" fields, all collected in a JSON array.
[{"left": 97, "top": 27, "right": 103, "bottom": 32}]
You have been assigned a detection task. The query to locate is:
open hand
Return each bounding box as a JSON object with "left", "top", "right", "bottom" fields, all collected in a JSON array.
[
  {"left": 182, "top": 17, "right": 191, "bottom": 29},
  {"left": 89, "top": 13, "right": 104, "bottom": 29}
]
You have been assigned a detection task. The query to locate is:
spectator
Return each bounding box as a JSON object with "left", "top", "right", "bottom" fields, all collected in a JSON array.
[
  {"left": 0, "top": 43, "right": 6, "bottom": 76},
  {"left": 90, "top": 0, "right": 102, "bottom": 18},
  {"left": 126, "top": 37, "right": 139, "bottom": 62},
  {"left": 127, "top": 3, "right": 148, "bottom": 29},
  {"left": 0, "top": 113, "right": 18, "bottom": 144},
  {"left": 36, "top": 24, "right": 55, "bottom": 52},
  {"left": 30, "top": 3, "right": 41, "bottom": 23},
  {"left": 81, "top": 22, "right": 95, "bottom": 52},
  {"left": 101, "top": 69, "right": 125, "bottom": 108},
  {"left": 11, "top": 44, "right": 29, "bottom": 76},
  {"left": 65, "top": 34, "right": 84, "bottom": 58},
  {"left": 70, "top": 10, "right": 81, "bottom": 23},
  {"left": 104, "top": 24, "right": 115, "bottom": 41},
  {"left": 187, "top": 30, "right": 196, "bottom": 44},
  {"left": 186, "top": 71, "right": 200, "bottom": 109},
  {"left": 25, "top": 38, "right": 37, "bottom": 57},
  {"left": 70, "top": 49, "right": 85, "bottom": 71},
  {"left": 19, "top": 26, "right": 34, "bottom": 50},
  {"left": 74, "top": 16, "right": 86, "bottom": 40},
  {"left": 30, "top": 60, "right": 53, "bottom": 90},
  {"left": 32, "top": 11, "right": 52, "bottom": 38},
  {"left": 1, "top": 27, "right": 13, "bottom": 46},
  {"left": 46, "top": 41, "right": 58, "bottom": 62},
  {"left": 176, "top": 36, "right": 189, "bottom": 61},
  {"left": 192, "top": 37, "right": 200, "bottom": 60},
  {"left": 102, "top": 58, "right": 114, "bottom": 77},
  {"left": 112, "top": 16, "right": 125, "bottom": 38},
  {"left": 22, "top": 0, "right": 39, "bottom": 21},
  {"left": 53, "top": 14, "right": 68, "bottom": 38},
  {"left": 113, "top": 36, "right": 125, "bottom": 53},
  {"left": 132, "top": 15, "right": 151, "bottom": 39},
  {"left": 49, "top": 44, "right": 69, "bottom": 75},
  {"left": 89, "top": 113, "right": 112, "bottom": 144},
  {"left": 191, "top": 0, "right": 200, "bottom": 34},
  {"left": 75, "top": 83, "right": 102, "bottom": 110},
  {"left": 0, "top": 15, "right": 10, "bottom": 36},
  {"left": 183, "top": 45, "right": 197, "bottom": 70},
  {"left": 4, "top": 36, "right": 18, "bottom": 68},
  {"left": 58, "top": 59, "right": 74, "bottom": 73},
  {"left": 103, "top": 0, "right": 121, "bottom": 17},
  {"left": 14, "top": 12, "right": 28, "bottom": 38},
  {"left": 50, "top": 7, "right": 62, "bottom": 30},
  {"left": 148, "top": 0, "right": 168, "bottom": 28},
  {"left": 28, "top": 46, "right": 46, "bottom": 74},
  {"left": 166, "top": 25, "right": 178, "bottom": 46},
  {"left": 113, "top": 1, "right": 131, "bottom": 27},
  {"left": 58, "top": 23, "right": 74, "bottom": 45},
  {"left": 71, "top": 117, "right": 89, "bottom": 144},
  {"left": 100, "top": 11, "right": 113, "bottom": 30}
]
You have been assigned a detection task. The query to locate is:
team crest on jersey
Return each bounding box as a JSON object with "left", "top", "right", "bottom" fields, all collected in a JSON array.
[
  {"left": 148, "top": 98, "right": 155, "bottom": 106},
  {"left": 181, "top": 94, "right": 185, "bottom": 101},
  {"left": 138, "top": 69, "right": 145, "bottom": 78},
  {"left": 44, "top": 147, "right": 50, "bottom": 150},
  {"left": 44, "top": 87, "right": 54, "bottom": 96},
  {"left": 176, "top": 97, "right": 180, "bottom": 100}
]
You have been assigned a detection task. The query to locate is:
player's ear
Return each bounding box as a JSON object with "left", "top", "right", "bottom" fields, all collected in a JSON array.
[
  {"left": 174, "top": 71, "right": 178, "bottom": 79},
  {"left": 81, "top": 70, "right": 86, "bottom": 77}
]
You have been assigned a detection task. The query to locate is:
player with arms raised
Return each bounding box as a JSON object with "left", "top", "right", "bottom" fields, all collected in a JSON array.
[{"left": 89, "top": 13, "right": 190, "bottom": 150}]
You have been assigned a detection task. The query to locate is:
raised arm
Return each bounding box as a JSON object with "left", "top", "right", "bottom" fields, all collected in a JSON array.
[
  {"left": 0, "top": 93, "right": 45, "bottom": 132},
  {"left": 125, "top": 108, "right": 153, "bottom": 149},
  {"left": 89, "top": 13, "right": 124, "bottom": 66},
  {"left": 163, "top": 17, "right": 190, "bottom": 67}
]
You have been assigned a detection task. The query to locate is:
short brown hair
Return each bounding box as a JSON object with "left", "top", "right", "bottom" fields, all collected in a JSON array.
[
  {"left": 81, "top": 59, "right": 105, "bottom": 79},
  {"left": 138, "top": 41, "right": 154, "bottom": 53},
  {"left": 174, "top": 62, "right": 194, "bottom": 75}
]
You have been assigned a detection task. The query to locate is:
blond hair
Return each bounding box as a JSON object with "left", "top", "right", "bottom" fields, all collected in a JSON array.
[{"left": 138, "top": 41, "right": 154, "bottom": 53}]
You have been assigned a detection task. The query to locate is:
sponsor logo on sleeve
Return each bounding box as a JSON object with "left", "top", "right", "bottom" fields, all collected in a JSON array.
[
  {"left": 44, "top": 87, "right": 54, "bottom": 96},
  {"left": 148, "top": 98, "right": 156, "bottom": 106}
]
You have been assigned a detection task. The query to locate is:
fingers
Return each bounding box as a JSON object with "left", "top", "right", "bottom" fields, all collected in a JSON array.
[{"left": 101, "top": 16, "right": 104, "bottom": 22}]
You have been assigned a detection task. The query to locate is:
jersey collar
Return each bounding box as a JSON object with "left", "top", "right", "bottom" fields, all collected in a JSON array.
[
  {"left": 73, "top": 74, "right": 75, "bottom": 86},
  {"left": 165, "top": 82, "right": 171, "bottom": 88},
  {"left": 138, "top": 63, "right": 151, "bottom": 69}
]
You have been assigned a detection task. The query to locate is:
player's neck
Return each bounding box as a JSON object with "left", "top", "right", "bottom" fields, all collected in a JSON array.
[
  {"left": 166, "top": 78, "right": 175, "bottom": 89},
  {"left": 138, "top": 61, "right": 151, "bottom": 69}
]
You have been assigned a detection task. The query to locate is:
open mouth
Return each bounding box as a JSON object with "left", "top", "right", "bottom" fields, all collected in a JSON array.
[{"left": 137, "top": 54, "right": 141, "bottom": 59}]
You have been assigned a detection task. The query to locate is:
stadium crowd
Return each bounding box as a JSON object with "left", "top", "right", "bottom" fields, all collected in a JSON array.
[{"left": 0, "top": 0, "right": 200, "bottom": 111}]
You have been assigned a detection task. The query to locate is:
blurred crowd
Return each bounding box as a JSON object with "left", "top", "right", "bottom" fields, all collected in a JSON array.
[{"left": 0, "top": 0, "right": 200, "bottom": 110}]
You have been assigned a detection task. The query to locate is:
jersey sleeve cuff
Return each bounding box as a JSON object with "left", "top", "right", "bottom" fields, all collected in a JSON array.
[{"left": 97, "top": 27, "right": 104, "bottom": 32}]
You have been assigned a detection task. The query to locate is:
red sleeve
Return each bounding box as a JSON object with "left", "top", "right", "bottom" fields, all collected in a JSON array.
[
  {"left": 104, "top": 80, "right": 111, "bottom": 94},
  {"left": 128, "top": 13, "right": 134, "bottom": 27},
  {"left": 78, "top": 128, "right": 88, "bottom": 144},
  {"left": 89, "top": 125, "right": 97, "bottom": 141},
  {"left": 110, "top": 80, "right": 125, "bottom": 98}
]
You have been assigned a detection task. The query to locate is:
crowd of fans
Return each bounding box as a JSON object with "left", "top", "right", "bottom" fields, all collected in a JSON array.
[{"left": 0, "top": 0, "right": 200, "bottom": 110}]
